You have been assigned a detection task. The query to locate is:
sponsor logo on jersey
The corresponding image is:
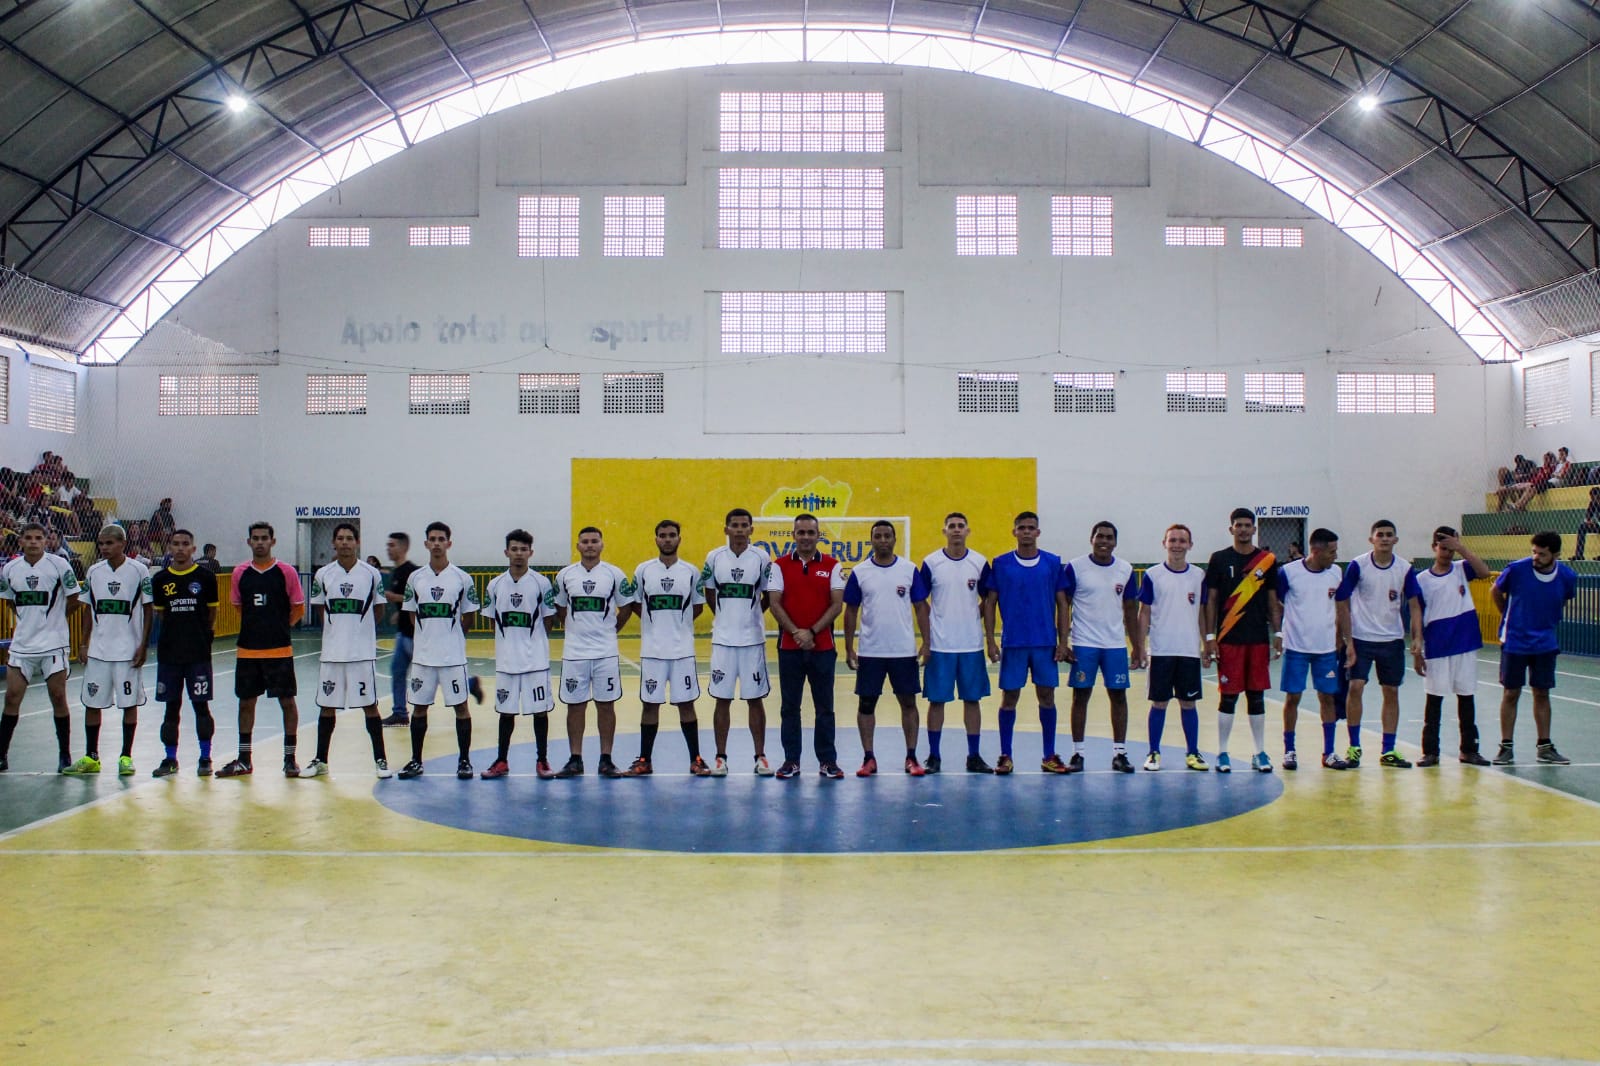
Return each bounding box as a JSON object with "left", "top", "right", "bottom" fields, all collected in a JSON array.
[
  {"left": 569, "top": 595, "right": 607, "bottom": 612},
  {"left": 717, "top": 582, "right": 755, "bottom": 600},
  {"left": 416, "top": 602, "right": 454, "bottom": 618},
  {"left": 501, "top": 610, "right": 533, "bottom": 628},
  {"left": 95, "top": 599, "right": 132, "bottom": 615},
  {"left": 326, "top": 598, "right": 364, "bottom": 615},
  {"left": 13, "top": 591, "right": 48, "bottom": 607},
  {"left": 646, "top": 594, "right": 685, "bottom": 611}
]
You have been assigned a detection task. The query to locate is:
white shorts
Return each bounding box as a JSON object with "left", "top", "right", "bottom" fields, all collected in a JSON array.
[
  {"left": 559, "top": 656, "right": 621, "bottom": 705},
  {"left": 81, "top": 658, "right": 146, "bottom": 709},
  {"left": 7, "top": 649, "right": 69, "bottom": 683},
  {"left": 408, "top": 664, "right": 471, "bottom": 707},
  {"left": 640, "top": 656, "right": 700, "bottom": 704},
  {"left": 709, "top": 644, "right": 770, "bottom": 701},
  {"left": 318, "top": 661, "right": 380, "bottom": 708},
  {"left": 1423, "top": 652, "right": 1477, "bottom": 697},
  {"left": 496, "top": 669, "right": 555, "bottom": 715}
]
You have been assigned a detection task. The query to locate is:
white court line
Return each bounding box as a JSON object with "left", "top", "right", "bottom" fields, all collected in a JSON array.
[{"left": 1475, "top": 677, "right": 1600, "bottom": 708}]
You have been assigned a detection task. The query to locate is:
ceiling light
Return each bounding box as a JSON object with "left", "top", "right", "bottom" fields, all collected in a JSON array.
[
  {"left": 225, "top": 94, "right": 249, "bottom": 113},
  {"left": 1357, "top": 94, "right": 1379, "bottom": 112}
]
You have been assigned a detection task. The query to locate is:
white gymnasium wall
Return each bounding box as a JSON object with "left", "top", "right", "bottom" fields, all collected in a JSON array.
[
  {"left": 1, "top": 339, "right": 89, "bottom": 475},
  {"left": 80, "top": 65, "right": 1498, "bottom": 566},
  {"left": 1496, "top": 338, "right": 1600, "bottom": 474}
]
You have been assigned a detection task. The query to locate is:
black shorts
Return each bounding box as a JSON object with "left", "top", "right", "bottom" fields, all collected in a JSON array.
[
  {"left": 855, "top": 656, "right": 920, "bottom": 698},
  {"left": 155, "top": 661, "right": 214, "bottom": 703},
  {"left": 236, "top": 657, "right": 298, "bottom": 700},
  {"left": 1500, "top": 650, "right": 1557, "bottom": 690},
  {"left": 1349, "top": 638, "right": 1406, "bottom": 687},
  {"left": 1148, "top": 656, "right": 1203, "bottom": 703}
]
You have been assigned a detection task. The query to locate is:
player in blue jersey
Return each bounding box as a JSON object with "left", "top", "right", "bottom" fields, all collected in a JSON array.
[
  {"left": 1412, "top": 527, "right": 1492, "bottom": 766},
  {"left": 1492, "top": 531, "right": 1578, "bottom": 765},
  {"left": 981, "top": 512, "right": 1069, "bottom": 775},
  {"left": 1063, "top": 521, "right": 1142, "bottom": 773}
]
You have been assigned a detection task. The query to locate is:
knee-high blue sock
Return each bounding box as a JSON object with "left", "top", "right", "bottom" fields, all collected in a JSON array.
[
  {"left": 1147, "top": 705, "right": 1166, "bottom": 752},
  {"left": 1348, "top": 723, "right": 1361, "bottom": 749},
  {"left": 999, "top": 708, "right": 1016, "bottom": 757},
  {"left": 1322, "top": 721, "right": 1337, "bottom": 756},
  {"left": 966, "top": 731, "right": 980, "bottom": 756},
  {"left": 928, "top": 729, "right": 942, "bottom": 759},
  {"left": 1382, "top": 731, "right": 1396, "bottom": 753},
  {"left": 1180, "top": 706, "right": 1200, "bottom": 755},
  {"left": 1038, "top": 705, "right": 1057, "bottom": 758},
  {"left": 1283, "top": 729, "right": 1296, "bottom": 752}
]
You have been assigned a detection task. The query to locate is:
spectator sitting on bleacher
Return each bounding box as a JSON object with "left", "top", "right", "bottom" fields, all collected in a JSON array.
[
  {"left": 1498, "top": 453, "right": 1555, "bottom": 513},
  {"left": 1495, "top": 454, "right": 1535, "bottom": 510},
  {"left": 69, "top": 493, "right": 101, "bottom": 539},
  {"left": 44, "top": 527, "right": 83, "bottom": 579},
  {"left": 1572, "top": 487, "right": 1600, "bottom": 561},
  {"left": 148, "top": 497, "right": 175, "bottom": 546}
]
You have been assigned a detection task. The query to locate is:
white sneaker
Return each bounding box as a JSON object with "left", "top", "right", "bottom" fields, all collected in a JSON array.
[
  {"left": 1143, "top": 751, "right": 1161, "bottom": 771},
  {"left": 753, "top": 755, "right": 774, "bottom": 776},
  {"left": 374, "top": 758, "right": 393, "bottom": 780},
  {"left": 300, "top": 758, "right": 329, "bottom": 778},
  {"left": 1282, "top": 750, "right": 1298, "bottom": 771},
  {"left": 710, "top": 756, "right": 729, "bottom": 777}
]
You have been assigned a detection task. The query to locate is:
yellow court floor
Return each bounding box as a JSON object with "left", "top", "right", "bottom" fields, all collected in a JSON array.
[{"left": 1, "top": 635, "right": 1598, "bottom": 1066}]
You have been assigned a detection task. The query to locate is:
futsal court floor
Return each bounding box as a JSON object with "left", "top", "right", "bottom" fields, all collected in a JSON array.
[{"left": 2, "top": 634, "right": 1597, "bottom": 1066}]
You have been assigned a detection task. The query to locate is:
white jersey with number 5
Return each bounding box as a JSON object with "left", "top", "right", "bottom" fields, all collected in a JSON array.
[{"left": 553, "top": 561, "right": 630, "bottom": 660}]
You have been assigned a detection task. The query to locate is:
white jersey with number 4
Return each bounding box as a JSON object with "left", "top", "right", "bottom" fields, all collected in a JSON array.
[
  {"left": 703, "top": 545, "right": 770, "bottom": 648},
  {"left": 84, "top": 557, "right": 152, "bottom": 662},
  {"left": 483, "top": 569, "right": 555, "bottom": 674},
  {"left": 0, "top": 553, "right": 80, "bottom": 655},
  {"left": 311, "top": 559, "right": 384, "bottom": 663}
]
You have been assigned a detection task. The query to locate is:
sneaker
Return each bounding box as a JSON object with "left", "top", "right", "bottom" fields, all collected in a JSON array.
[
  {"left": 58, "top": 755, "right": 71, "bottom": 774},
  {"left": 924, "top": 754, "right": 942, "bottom": 775},
  {"left": 598, "top": 755, "right": 624, "bottom": 777},
  {"left": 626, "top": 756, "right": 653, "bottom": 777},
  {"left": 689, "top": 756, "right": 712, "bottom": 778},
  {"left": 710, "top": 756, "right": 729, "bottom": 777},
  {"left": 1066, "top": 753, "right": 1085, "bottom": 774},
  {"left": 1110, "top": 752, "right": 1135, "bottom": 774},
  {"left": 1185, "top": 753, "right": 1209, "bottom": 771},
  {"left": 380, "top": 711, "right": 410, "bottom": 727},
  {"left": 153, "top": 758, "right": 180, "bottom": 778},
  {"left": 300, "top": 758, "right": 329, "bottom": 778},
  {"left": 1345, "top": 745, "right": 1363, "bottom": 768},
  {"left": 1282, "top": 751, "right": 1297, "bottom": 771},
  {"left": 753, "top": 755, "right": 774, "bottom": 777},
  {"left": 1322, "top": 752, "right": 1350, "bottom": 770},
  {"left": 995, "top": 754, "right": 1014, "bottom": 775},
  {"left": 283, "top": 758, "right": 300, "bottom": 778},
  {"left": 197, "top": 757, "right": 213, "bottom": 777},
  {"left": 457, "top": 757, "right": 473, "bottom": 779},
  {"left": 1215, "top": 753, "right": 1232, "bottom": 774},
  {"left": 480, "top": 759, "right": 510, "bottom": 779},
  {"left": 1537, "top": 742, "right": 1571, "bottom": 765},
  {"left": 819, "top": 761, "right": 845, "bottom": 780},
  {"left": 467, "top": 675, "right": 484, "bottom": 705},
  {"left": 1493, "top": 742, "right": 1515, "bottom": 765},
  {"left": 775, "top": 759, "right": 800, "bottom": 779},
  {"left": 1380, "top": 750, "right": 1413, "bottom": 768},
  {"left": 904, "top": 755, "right": 926, "bottom": 776},
  {"left": 1417, "top": 753, "right": 1440, "bottom": 767},
  {"left": 398, "top": 759, "right": 425, "bottom": 779},
  {"left": 554, "top": 755, "right": 584, "bottom": 778},
  {"left": 214, "top": 758, "right": 252, "bottom": 778},
  {"left": 1459, "top": 751, "right": 1491, "bottom": 766},
  {"left": 965, "top": 754, "right": 995, "bottom": 774},
  {"left": 0, "top": 755, "right": 7, "bottom": 772},
  {"left": 117, "top": 755, "right": 135, "bottom": 777},
  {"left": 856, "top": 756, "right": 878, "bottom": 777},
  {"left": 536, "top": 758, "right": 555, "bottom": 779},
  {"left": 61, "top": 755, "right": 101, "bottom": 775},
  {"left": 1041, "top": 753, "right": 1069, "bottom": 774},
  {"left": 1142, "top": 751, "right": 1161, "bottom": 771},
  {"left": 1252, "top": 752, "right": 1273, "bottom": 774},
  {"left": 374, "top": 758, "right": 393, "bottom": 779}
]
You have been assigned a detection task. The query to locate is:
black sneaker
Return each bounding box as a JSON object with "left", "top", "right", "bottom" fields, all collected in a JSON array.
[
  {"left": 965, "top": 754, "right": 994, "bottom": 773},
  {"left": 1110, "top": 752, "right": 1135, "bottom": 774},
  {"left": 197, "top": 757, "right": 213, "bottom": 777},
  {"left": 456, "top": 756, "right": 473, "bottom": 779},
  {"left": 818, "top": 761, "right": 845, "bottom": 780},
  {"left": 1492, "top": 742, "right": 1514, "bottom": 765},
  {"left": 1537, "top": 742, "right": 1571, "bottom": 765},
  {"left": 598, "top": 756, "right": 625, "bottom": 778},
  {"left": 283, "top": 757, "right": 301, "bottom": 778},
  {"left": 923, "top": 754, "right": 942, "bottom": 774},
  {"left": 1, "top": 754, "right": 9, "bottom": 772},
  {"left": 554, "top": 755, "right": 584, "bottom": 778},
  {"left": 1460, "top": 751, "right": 1491, "bottom": 766},
  {"left": 1417, "top": 753, "right": 1440, "bottom": 767},
  {"left": 775, "top": 760, "right": 801, "bottom": 779},
  {"left": 1066, "top": 753, "right": 1085, "bottom": 774},
  {"left": 153, "top": 758, "right": 180, "bottom": 778},
  {"left": 398, "top": 759, "right": 425, "bottom": 779},
  {"left": 380, "top": 711, "right": 410, "bottom": 727}
]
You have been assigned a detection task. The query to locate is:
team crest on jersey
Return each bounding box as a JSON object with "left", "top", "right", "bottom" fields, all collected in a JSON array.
[
  {"left": 711, "top": 669, "right": 725, "bottom": 684},
  {"left": 322, "top": 680, "right": 336, "bottom": 695},
  {"left": 506, "top": 591, "right": 523, "bottom": 609},
  {"left": 340, "top": 583, "right": 353, "bottom": 597},
  {"left": 1253, "top": 569, "right": 1264, "bottom": 579},
  {"left": 430, "top": 586, "right": 444, "bottom": 600},
  {"left": 1187, "top": 591, "right": 1196, "bottom": 604},
  {"left": 496, "top": 688, "right": 509, "bottom": 703},
  {"left": 1388, "top": 589, "right": 1398, "bottom": 601},
  {"left": 582, "top": 580, "right": 596, "bottom": 595},
  {"left": 731, "top": 567, "right": 744, "bottom": 582},
  {"left": 410, "top": 677, "right": 422, "bottom": 692},
  {"left": 1459, "top": 585, "right": 1467, "bottom": 596},
  {"left": 1327, "top": 588, "right": 1336, "bottom": 598},
  {"left": 967, "top": 578, "right": 977, "bottom": 590},
  {"left": 896, "top": 585, "right": 906, "bottom": 597},
  {"left": 565, "top": 677, "right": 579, "bottom": 693},
  {"left": 25, "top": 575, "right": 38, "bottom": 590},
  {"left": 189, "top": 582, "right": 202, "bottom": 594},
  {"left": 108, "top": 580, "right": 121, "bottom": 595},
  {"left": 86, "top": 682, "right": 99, "bottom": 696},
  {"left": 644, "top": 678, "right": 658, "bottom": 694},
  {"left": 1114, "top": 584, "right": 1124, "bottom": 596},
  {"left": 661, "top": 577, "right": 674, "bottom": 592}
]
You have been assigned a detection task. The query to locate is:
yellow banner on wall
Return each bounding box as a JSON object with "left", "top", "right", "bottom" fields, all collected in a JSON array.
[{"left": 570, "top": 458, "right": 1037, "bottom": 570}]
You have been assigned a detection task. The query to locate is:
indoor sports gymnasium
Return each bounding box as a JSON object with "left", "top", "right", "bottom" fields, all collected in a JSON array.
[{"left": 2, "top": 2, "right": 1599, "bottom": 1064}]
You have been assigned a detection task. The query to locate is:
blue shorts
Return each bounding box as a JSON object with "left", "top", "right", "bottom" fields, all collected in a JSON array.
[
  {"left": 1500, "top": 650, "right": 1557, "bottom": 690},
  {"left": 999, "top": 646, "right": 1058, "bottom": 690},
  {"left": 855, "top": 656, "right": 920, "bottom": 698},
  {"left": 1281, "top": 649, "right": 1340, "bottom": 695},
  {"left": 155, "top": 661, "right": 215, "bottom": 703},
  {"left": 1349, "top": 638, "right": 1406, "bottom": 687},
  {"left": 1068, "top": 646, "right": 1130, "bottom": 690},
  {"left": 923, "top": 650, "right": 990, "bottom": 703}
]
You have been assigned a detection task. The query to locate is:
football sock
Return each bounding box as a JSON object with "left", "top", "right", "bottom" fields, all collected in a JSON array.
[
  {"left": 86, "top": 720, "right": 101, "bottom": 760},
  {"left": 1217, "top": 708, "right": 1236, "bottom": 750},
  {"left": 1038, "top": 705, "right": 1057, "bottom": 757},
  {"left": 641, "top": 720, "right": 659, "bottom": 760},
  {"left": 1283, "top": 729, "right": 1296, "bottom": 753},
  {"left": 410, "top": 718, "right": 426, "bottom": 762},
  {"left": 927, "top": 729, "right": 941, "bottom": 759},
  {"left": 195, "top": 703, "right": 213, "bottom": 759},
  {"left": 283, "top": 735, "right": 296, "bottom": 763},
  {"left": 316, "top": 715, "right": 335, "bottom": 762},
  {"left": 998, "top": 707, "right": 1016, "bottom": 757},
  {"left": 1382, "top": 731, "right": 1397, "bottom": 753},
  {"left": 497, "top": 714, "right": 516, "bottom": 761},
  {"left": 966, "top": 731, "right": 981, "bottom": 757},
  {"left": 1457, "top": 696, "right": 1479, "bottom": 752},
  {"left": 0, "top": 714, "right": 18, "bottom": 757},
  {"left": 535, "top": 713, "right": 550, "bottom": 760},
  {"left": 238, "top": 732, "right": 252, "bottom": 765},
  {"left": 161, "top": 703, "right": 181, "bottom": 759},
  {"left": 53, "top": 714, "right": 70, "bottom": 760},
  {"left": 1147, "top": 705, "right": 1167, "bottom": 752},
  {"left": 1112, "top": 743, "right": 1127, "bottom": 756},
  {"left": 1348, "top": 724, "right": 1362, "bottom": 749},
  {"left": 120, "top": 719, "right": 136, "bottom": 758},
  {"left": 1322, "top": 721, "right": 1337, "bottom": 756},
  {"left": 1247, "top": 710, "right": 1265, "bottom": 752},
  {"left": 1180, "top": 706, "right": 1200, "bottom": 754},
  {"left": 905, "top": 746, "right": 917, "bottom": 761},
  {"left": 454, "top": 716, "right": 471, "bottom": 759},
  {"left": 364, "top": 715, "right": 386, "bottom": 761}
]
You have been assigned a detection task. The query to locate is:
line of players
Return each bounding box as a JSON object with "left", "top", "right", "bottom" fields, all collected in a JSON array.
[{"left": 0, "top": 504, "right": 1579, "bottom": 778}]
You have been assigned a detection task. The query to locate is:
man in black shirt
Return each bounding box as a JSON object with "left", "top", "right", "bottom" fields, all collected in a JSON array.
[
  {"left": 383, "top": 532, "right": 419, "bottom": 726},
  {"left": 1201, "top": 508, "right": 1279, "bottom": 773},
  {"left": 147, "top": 529, "right": 219, "bottom": 777}
]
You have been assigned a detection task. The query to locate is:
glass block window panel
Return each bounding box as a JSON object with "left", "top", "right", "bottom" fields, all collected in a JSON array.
[
  {"left": 603, "top": 372, "right": 664, "bottom": 414},
  {"left": 519, "top": 373, "right": 581, "bottom": 414},
  {"left": 1591, "top": 352, "right": 1600, "bottom": 416},
  {"left": 1165, "top": 372, "right": 1228, "bottom": 413},
  {"left": 1523, "top": 359, "right": 1570, "bottom": 427},
  {"left": 719, "top": 91, "right": 886, "bottom": 152},
  {"left": 603, "top": 196, "right": 666, "bottom": 257},
  {"left": 717, "top": 168, "right": 885, "bottom": 250},
  {"left": 957, "top": 372, "right": 1020, "bottom": 413},
  {"left": 1241, "top": 226, "right": 1304, "bottom": 248},
  {"left": 1335, "top": 373, "right": 1436, "bottom": 414},
  {"left": 1051, "top": 196, "right": 1113, "bottom": 257},
  {"left": 0, "top": 352, "right": 8, "bottom": 424},
  {"left": 28, "top": 363, "right": 76, "bottom": 431},
  {"left": 1053, "top": 372, "right": 1116, "bottom": 413},
  {"left": 408, "top": 225, "right": 471, "bottom": 247},
  {"left": 1165, "top": 225, "right": 1226, "bottom": 247},
  {"left": 517, "top": 196, "right": 580, "bottom": 258},
  {"left": 409, "top": 373, "right": 471, "bottom": 415},
  {"left": 956, "top": 195, "right": 1018, "bottom": 256},
  {"left": 1243, "top": 372, "right": 1306, "bottom": 413},
  {"left": 306, "top": 374, "right": 368, "bottom": 415},
  {"left": 307, "top": 226, "right": 370, "bottom": 247},
  {"left": 157, "top": 374, "right": 258, "bottom": 417},
  {"left": 719, "top": 291, "right": 888, "bottom": 354}
]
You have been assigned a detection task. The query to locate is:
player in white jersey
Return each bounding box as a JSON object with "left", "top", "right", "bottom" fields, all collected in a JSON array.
[
  {"left": 918, "top": 512, "right": 993, "bottom": 773},
  {"left": 1063, "top": 522, "right": 1143, "bottom": 773},
  {"left": 617, "top": 519, "right": 712, "bottom": 777},
  {"left": 398, "top": 521, "right": 479, "bottom": 780},
  {"left": 63, "top": 524, "right": 152, "bottom": 776},
  {"left": 0, "top": 522, "right": 83, "bottom": 772},
  {"left": 1135, "top": 524, "right": 1216, "bottom": 772},
  {"left": 702, "top": 508, "right": 774, "bottom": 776},
  {"left": 843, "top": 521, "right": 932, "bottom": 777},
  {"left": 1271, "top": 527, "right": 1348, "bottom": 770},
  {"left": 1413, "top": 527, "right": 1493, "bottom": 767},
  {"left": 304, "top": 523, "right": 390, "bottom": 779},
  {"left": 1334, "top": 519, "right": 1423, "bottom": 768},
  {"left": 480, "top": 529, "right": 557, "bottom": 779},
  {"left": 551, "top": 526, "right": 631, "bottom": 778}
]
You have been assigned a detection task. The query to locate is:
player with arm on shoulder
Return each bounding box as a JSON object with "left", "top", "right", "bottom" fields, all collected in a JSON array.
[
  {"left": 479, "top": 529, "right": 558, "bottom": 779},
  {"left": 1412, "top": 527, "right": 1492, "bottom": 767},
  {"left": 302, "top": 522, "right": 390, "bottom": 779},
  {"left": 1062, "top": 521, "right": 1142, "bottom": 773},
  {"left": 1136, "top": 524, "right": 1208, "bottom": 771}
]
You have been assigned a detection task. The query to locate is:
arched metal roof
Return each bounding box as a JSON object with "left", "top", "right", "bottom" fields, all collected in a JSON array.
[{"left": 1, "top": 0, "right": 1597, "bottom": 361}]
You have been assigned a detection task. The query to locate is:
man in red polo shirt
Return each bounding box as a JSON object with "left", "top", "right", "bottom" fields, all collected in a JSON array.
[{"left": 767, "top": 513, "right": 847, "bottom": 779}]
